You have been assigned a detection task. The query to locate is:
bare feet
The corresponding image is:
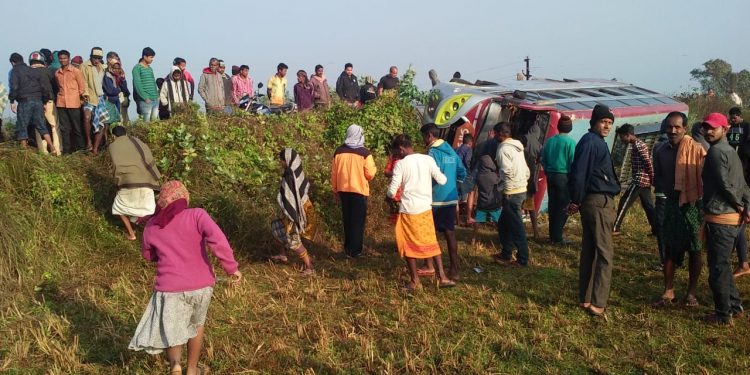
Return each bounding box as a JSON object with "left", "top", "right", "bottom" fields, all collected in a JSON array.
[
  {"left": 579, "top": 302, "right": 591, "bottom": 310},
  {"left": 588, "top": 305, "right": 606, "bottom": 316},
  {"left": 126, "top": 233, "right": 136, "bottom": 241},
  {"left": 734, "top": 266, "right": 750, "bottom": 278}
]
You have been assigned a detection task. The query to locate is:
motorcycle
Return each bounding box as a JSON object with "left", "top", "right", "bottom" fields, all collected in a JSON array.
[{"left": 238, "top": 82, "right": 296, "bottom": 115}]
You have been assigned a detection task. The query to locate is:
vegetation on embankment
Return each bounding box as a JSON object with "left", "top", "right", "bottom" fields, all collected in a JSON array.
[{"left": 2, "top": 93, "right": 750, "bottom": 374}]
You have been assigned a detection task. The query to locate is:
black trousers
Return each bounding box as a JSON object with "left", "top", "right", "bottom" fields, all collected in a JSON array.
[
  {"left": 613, "top": 183, "right": 656, "bottom": 234},
  {"left": 57, "top": 107, "right": 84, "bottom": 154},
  {"left": 340, "top": 192, "right": 367, "bottom": 257},
  {"left": 654, "top": 195, "right": 667, "bottom": 264},
  {"left": 546, "top": 172, "right": 570, "bottom": 243},
  {"left": 706, "top": 222, "right": 744, "bottom": 322}
]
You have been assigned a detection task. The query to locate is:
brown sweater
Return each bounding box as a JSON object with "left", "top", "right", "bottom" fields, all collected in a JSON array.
[{"left": 109, "top": 136, "right": 161, "bottom": 189}]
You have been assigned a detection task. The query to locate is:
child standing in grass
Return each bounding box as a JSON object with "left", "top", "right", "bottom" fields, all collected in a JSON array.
[
  {"left": 384, "top": 137, "right": 404, "bottom": 224},
  {"left": 472, "top": 154, "right": 502, "bottom": 245},
  {"left": 270, "top": 148, "right": 316, "bottom": 274},
  {"left": 129, "top": 180, "right": 242, "bottom": 375}
]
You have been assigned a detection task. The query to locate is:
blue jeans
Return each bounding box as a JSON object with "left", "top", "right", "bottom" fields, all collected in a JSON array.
[
  {"left": 16, "top": 99, "right": 47, "bottom": 140},
  {"left": 136, "top": 99, "right": 159, "bottom": 122},
  {"left": 498, "top": 192, "right": 529, "bottom": 265}
]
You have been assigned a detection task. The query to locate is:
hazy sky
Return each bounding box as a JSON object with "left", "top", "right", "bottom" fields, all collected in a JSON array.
[{"left": 2, "top": 0, "right": 748, "bottom": 117}]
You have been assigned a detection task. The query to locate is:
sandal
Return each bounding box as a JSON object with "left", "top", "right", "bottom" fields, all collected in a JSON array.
[
  {"left": 270, "top": 255, "right": 288, "bottom": 263},
  {"left": 652, "top": 297, "right": 675, "bottom": 308},
  {"left": 439, "top": 280, "right": 456, "bottom": 288},
  {"left": 684, "top": 295, "right": 700, "bottom": 307},
  {"left": 416, "top": 268, "right": 435, "bottom": 277},
  {"left": 587, "top": 305, "right": 607, "bottom": 318}
]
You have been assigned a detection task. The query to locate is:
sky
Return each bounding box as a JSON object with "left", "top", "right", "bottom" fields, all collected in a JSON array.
[{"left": 1, "top": 0, "right": 749, "bottom": 118}]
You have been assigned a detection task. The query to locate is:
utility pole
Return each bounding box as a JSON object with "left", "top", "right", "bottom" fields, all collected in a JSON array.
[{"left": 523, "top": 56, "right": 531, "bottom": 80}]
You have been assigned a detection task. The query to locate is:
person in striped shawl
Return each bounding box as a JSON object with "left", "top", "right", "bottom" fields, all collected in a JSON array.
[{"left": 271, "top": 148, "right": 317, "bottom": 274}]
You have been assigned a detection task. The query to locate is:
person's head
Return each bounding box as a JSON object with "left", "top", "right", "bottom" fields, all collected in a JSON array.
[
  {"left": 239, "top": 65, "right": 249, "bottom": 78},
  {"left": 729, "top": 107, "right": 743, "bottom": 125},
  {"left": 173, "top": 57, "right": 186, "bottom": 70},
  {"left": 558, "top": 115, "right": 573, "bottom": 134},
  {"left": 493, "top": 122, "right": 512, "bottom": 142},
  {"left": 344, "top": 124, "right": 365, "bottom": 148},
  {"left": 364, "top": 75, "right": 374, "bottom": 85},
  {"left": 664, "top": 111, "right": 688, "bottom": 146},
  {"left": 462, "top": 133, "right": 474, "bottom": 147},
  {"left": 707, "top": 89, "right": 716, "bottom": 97},
  {"left": 156, "top": 77, "right": 165, "bottom": 89},
  {"left": 217, "top": 60, "right": 226, "bottom": 74},
  {"left": 28, "top": 51, "right": 45, "bottom": 65},
  {"left": 453, "top": 71, "right": 461, "bottom": 79},
  {"left": 615, "top": 124, "right": 635, "bottom": 143},
  {"left": 112, "top": 126, "right": 127, "bottom": 138},
  {"left": 209, "top": 58, "right": 219, "bottom": 72},
  {"left": 419, "top": 123, "right": 441, "bottom": 146},
  {"left": 277, "top": 63, "right": 288, "bottom": 78},
  {"left": 72, "top": 56, "right": 83, "bottom": 67},
  {"left": 106, "top": 51, "right": 120, "bottom": 62},
  {"left": 39, "top": 48, "right": 53, "bottom": 65},
  {"left": 107, "top": 58, "right": 122, "bottom": 75},
  {"left": 58, "top": 50, "right": 70, "bottom": 67},
  {"left": 90, "top": 47, "right": 104, "bottom": 65},
  {"left": 589, "top": 104, "right": 615, "bottom": 137},
  {"left": 171, "top": 67, "right": 183, "bottom": 81},
  {"left": 315, "top": 64, "right": 324, "bottom": 77},
  {"left": 141, "top": 47, "right": 155, "bottom": 64},
  {"left": 230, "top": 65, "right": 239, "bottom": 76},
  {"left": 9, "top": 52, "right": 23, "bottom": 66},
  {"left": 297, "top": 70, "right": 308, "bottom": 84},
  {"left": 344, "top": 63, "right": 353, "bottom": 76},
  {"left": 702, "top": 112, "right": 729, "bottom": 144},
  {"left": 157, "top": 180, "right": 190, "bottom": 208},
  {"left": 389, "top": 66, "right": 398, "bottom": 78},
  {"left": 390, "top": 134, "right": 414, "bottom": 157}
]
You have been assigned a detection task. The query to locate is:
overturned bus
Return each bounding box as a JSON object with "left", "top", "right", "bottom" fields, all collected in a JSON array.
[{"left": 422, "top": 77, "right": 688, "bottom": 212}]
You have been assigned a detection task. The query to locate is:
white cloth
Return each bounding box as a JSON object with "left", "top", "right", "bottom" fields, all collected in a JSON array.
[
  {"left": 112, "top": 188, "right": 156, "bottom": 217},
  {"left": 496, "top": 138, "right": 530, "bottom": 194},
  {"left": 129, "top": 286, "right": 213, "bottom": 354},
  {"left": 387, "top": 153, "right": 447, "bottom": 214}
]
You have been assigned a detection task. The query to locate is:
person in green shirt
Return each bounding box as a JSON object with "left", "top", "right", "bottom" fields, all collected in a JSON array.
[
  {"left": 541, "top": 115, "right": 577, "bottom": 245},
  {"left": 132, "top": 47, "right": 158, "bottom": 122}
]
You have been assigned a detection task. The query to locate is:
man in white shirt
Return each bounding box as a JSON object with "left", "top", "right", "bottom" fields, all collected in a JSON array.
[{"left": 387, "top": 134, "right": 456, "bottom": 291}]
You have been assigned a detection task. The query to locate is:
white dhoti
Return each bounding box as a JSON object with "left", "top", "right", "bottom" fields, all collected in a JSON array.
[{"left": 112, "top": 188, "right": 156, "bottom": 219}]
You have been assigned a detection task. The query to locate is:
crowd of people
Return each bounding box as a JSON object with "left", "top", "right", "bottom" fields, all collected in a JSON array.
[
  {"left": 6, "top": 46, "right": 750, "bottom": 373},
  {"left": 3, "top": 47, "right": 401, "bottom": 157}
]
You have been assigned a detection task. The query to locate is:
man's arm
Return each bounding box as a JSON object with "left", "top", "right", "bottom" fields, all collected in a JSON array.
[
  {"left": 387, "top": 161, "right": 404, "bottom": 198},
  {"left": 568, "top": 139, "right": 594, "bottom": 204},
  {"left": 430, "top": 158, "right": 448, "bottom": 186},
  {"left": 197, "top": 74, "right": 208, "bottom": 102},
  {"left": 637, "top": 141, "right": 655, "bottom": 183}
]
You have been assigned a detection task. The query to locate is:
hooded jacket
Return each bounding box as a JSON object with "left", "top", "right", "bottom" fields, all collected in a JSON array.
[
  {"left": 197, "top": 67, "right": 225, "bottom": 110},
  {"left": 160, "top": 67, "right": 191, "bottom": 111},
  {"left": 428, "top": 139, "right": 467, "bottom": 206},
  {"left": 495, "top": 138, "right": 530, "bottom": 195}
]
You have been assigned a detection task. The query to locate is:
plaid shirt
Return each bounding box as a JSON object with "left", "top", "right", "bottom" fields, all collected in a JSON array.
[{"left": 630, "top": 138, "right": 654, "bottom": 187}]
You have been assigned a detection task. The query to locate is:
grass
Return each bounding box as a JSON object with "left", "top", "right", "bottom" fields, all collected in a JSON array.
[{"left": 2, "top": 103, "right": 750, "bottom": 374}]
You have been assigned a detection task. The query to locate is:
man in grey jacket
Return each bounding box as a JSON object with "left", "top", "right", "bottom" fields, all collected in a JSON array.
[
  {"left": 197, "top": 58, "right": 225, "bottom": 114},
  {"left": 701, "top": 112, "right": 750, "bottom": 324}
]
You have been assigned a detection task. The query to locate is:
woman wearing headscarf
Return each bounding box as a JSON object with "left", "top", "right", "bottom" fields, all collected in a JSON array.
[
  {"left": 270, "top": 148, "right": 317, "bottom": 274},
  {"left": 129, "top": 180, "right": 242, "bottom": 375},
  {"left": 331, "top": 124, "right": 377, "bottom": 258}
]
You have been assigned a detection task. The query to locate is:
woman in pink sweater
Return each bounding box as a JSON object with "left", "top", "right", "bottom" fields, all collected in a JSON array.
[{"left": 129, "top": 180, "right": 241, "bottom": 375}]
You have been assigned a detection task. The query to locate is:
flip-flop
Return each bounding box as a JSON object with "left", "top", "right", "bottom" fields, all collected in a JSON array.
[
  {"left": 270, "top": 255, "right": 288, "bottom": 263},
  {"left": 416, "top": 269, "right": 435, "bottom": 277},
  {"left": 439, "top": 280, "right": 456, "bottom": 288},
  {"left": 652, "top": 297, "right": 675, "bottom": 308},
  {"left": 587, "top": 306, "right": 607, "bottom": 318},
  {"left": 684, "top": 295, "right": 700, "bottom": 307}
]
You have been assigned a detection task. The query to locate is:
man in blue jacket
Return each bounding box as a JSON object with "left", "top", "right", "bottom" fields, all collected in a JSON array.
[
  {"left": 420, "top": 123, "right": 466, "bottom": 281},
  {"left": 567, "top": 104, "right": 621, "bottom": 317}
]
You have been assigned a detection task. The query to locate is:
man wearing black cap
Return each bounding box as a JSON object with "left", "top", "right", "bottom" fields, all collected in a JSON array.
[
  {"left": 613, "top": 124, "right": 656, "bottom": 235},
  {"left": 567, "top": 104, "right": 621, "bottom": 316},
  {"left": 541, "top": 115, "right": 576, "bottom": 245},
  {"left": 132, "top": 47, "right": 158, "bottom": 122},
  {"left": 701, "top": 112, "right": 750, "bottom": 324}
]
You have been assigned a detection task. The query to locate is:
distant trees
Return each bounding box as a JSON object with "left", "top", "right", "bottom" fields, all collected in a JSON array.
[{"left": 690, "top": 59, "right": 750, "bottom": 103}]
